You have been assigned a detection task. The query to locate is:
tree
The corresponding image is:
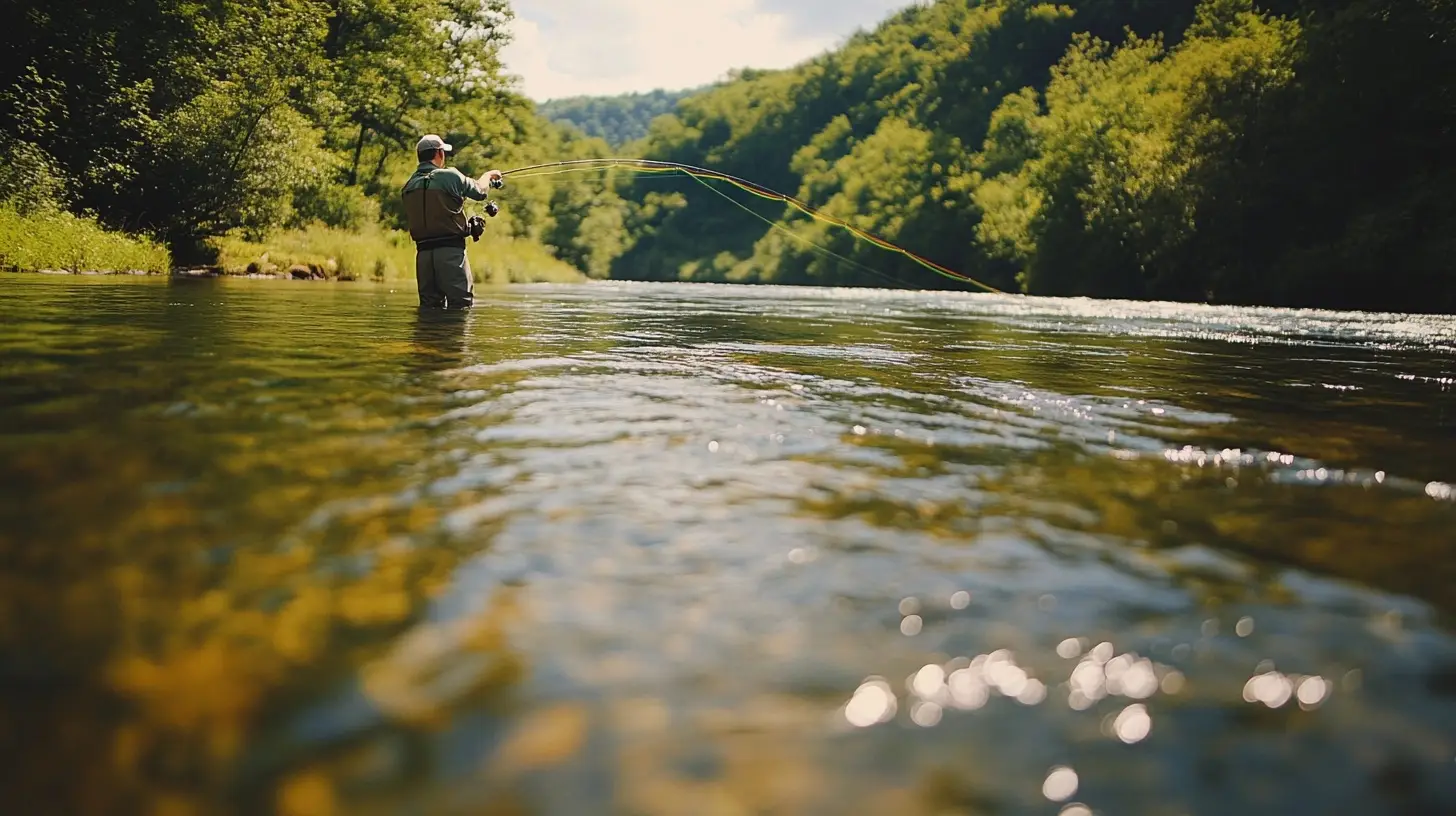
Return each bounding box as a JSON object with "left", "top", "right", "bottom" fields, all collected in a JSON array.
[
  {"left": 319, "top": 0, "right": 514, "bottom": 193},
  {"left": 0, "top": 0, "right": 517, "bottom": 259}
]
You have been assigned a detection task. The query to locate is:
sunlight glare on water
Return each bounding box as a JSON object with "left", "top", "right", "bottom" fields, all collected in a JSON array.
[{"left": 0, "top": 274, "right": 1454, "bottom": 814}]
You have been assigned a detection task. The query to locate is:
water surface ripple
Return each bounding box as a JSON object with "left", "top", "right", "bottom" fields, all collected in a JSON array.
[{"left": 1, "top": 274, "right": 1454, "bottom": 815}]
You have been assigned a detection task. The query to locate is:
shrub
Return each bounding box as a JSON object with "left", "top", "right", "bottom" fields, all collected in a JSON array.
[{"left": 0, "top": 204, "right": 170, "bottom": 273}]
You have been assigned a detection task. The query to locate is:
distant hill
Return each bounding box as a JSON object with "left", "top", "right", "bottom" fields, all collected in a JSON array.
[{"left": 538, "top": 88, "right": 699, "bottom": 147}]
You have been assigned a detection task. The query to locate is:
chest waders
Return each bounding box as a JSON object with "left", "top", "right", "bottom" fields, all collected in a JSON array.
[{"left": 413, "top": 170, "right": 467, "bottom": 251}]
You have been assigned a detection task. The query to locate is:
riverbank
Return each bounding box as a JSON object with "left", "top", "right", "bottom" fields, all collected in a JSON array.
[
  {"left": 0, "top": 213, "right": 585, "bottom": 284},
  {"left": 211, "top": 224, "right": 584, "bottom": 284}
]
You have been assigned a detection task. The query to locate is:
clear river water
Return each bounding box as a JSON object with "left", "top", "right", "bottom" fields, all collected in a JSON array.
[{"left": 1, "top": 273, "right": 1454, "bottom": 815}]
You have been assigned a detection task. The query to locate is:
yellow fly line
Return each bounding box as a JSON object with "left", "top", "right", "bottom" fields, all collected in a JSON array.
[{"left": 500, "top": 158, "right": 1004, "bottom": 293}]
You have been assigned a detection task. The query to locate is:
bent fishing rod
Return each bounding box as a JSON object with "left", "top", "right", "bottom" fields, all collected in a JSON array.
[{"left": 479, "top": 157, "right": 1004, "bottom": 294}]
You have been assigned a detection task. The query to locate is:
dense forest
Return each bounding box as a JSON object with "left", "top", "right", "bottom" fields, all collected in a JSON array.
[
  {"left": 539, "top": 89, "right": 698, "bottom": 147},
  {"left": 576, "top": 0, "right": 1455, "bottom": 312},
  {"left": 3, "top": 0, "right": 1453, "bottom": 312}
]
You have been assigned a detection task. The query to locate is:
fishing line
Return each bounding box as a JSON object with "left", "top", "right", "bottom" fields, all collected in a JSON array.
[
  {"left": 507, "top": 163, "right": 905, "bottom": 284},
  {"left": 498, "top": 158, "right": 1004, "bottom": 293},
  {"left": 671, "top": 169, "right": 917, "bottom": 289},
  {"left": 509, "top": 167, "right": 686, "bottom": 186},
  {"left": 516, "top": 165, "right": 915, "bottom": 287}
]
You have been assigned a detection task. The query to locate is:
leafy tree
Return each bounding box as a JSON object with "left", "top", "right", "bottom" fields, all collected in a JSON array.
[
  {"left": 319, "top": 0, "right": 514, "bottom": 192},
  {"left": 4, "top": 1, "right": 330, "bottom": 254},
  {"left": 1, "top": 0, "right": 516, "bottom": 259},
  {"left": 1185, "top": 0, "right": 1456, "bottom": 310}
]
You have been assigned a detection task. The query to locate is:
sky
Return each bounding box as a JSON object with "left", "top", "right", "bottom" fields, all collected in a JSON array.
[{"left": 502, "top": 0, "right": 913, "bottom": 101}]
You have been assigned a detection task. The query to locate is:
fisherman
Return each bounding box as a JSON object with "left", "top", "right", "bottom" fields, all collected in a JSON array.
[{"left": 402, "top": 134, "right": 502, "bottom": 309}]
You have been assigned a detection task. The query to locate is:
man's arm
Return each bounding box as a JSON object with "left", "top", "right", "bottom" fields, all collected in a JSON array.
[{"left": 456, "top": 169, "right": 502, "bottom": 201}]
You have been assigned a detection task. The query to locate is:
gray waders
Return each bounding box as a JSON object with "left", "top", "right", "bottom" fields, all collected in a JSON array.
[{"left": 415, "top": 244, "right": 473, "bottom": 309}]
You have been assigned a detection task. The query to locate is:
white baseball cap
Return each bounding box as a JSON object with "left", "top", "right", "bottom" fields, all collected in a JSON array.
[{"left": 416, "top": 134, "right": 453, "bottom": 153}]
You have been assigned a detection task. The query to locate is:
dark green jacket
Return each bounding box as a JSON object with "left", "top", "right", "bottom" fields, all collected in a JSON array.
[{"left": 401, "top": 162, "right": 489, "bottom": 242}]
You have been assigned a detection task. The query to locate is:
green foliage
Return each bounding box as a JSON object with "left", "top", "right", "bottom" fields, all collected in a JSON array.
[
  {"left": 0, "top": 135, "right": 70, "bottom": 211},
  {"left": 604, "top": 0, "right": 1166, "bottom": 291},
  {"left": 740, "top": 118, "right": 990, "bottom": 289},
  {"left": 539, "top": 89, "right": 699, "bottom": 147},
  {"left": 4, "top": 0, "right": 335, "bottom": 254},
  {"left": 2, "top": 0, "right": 519, "bottom": 260},
  {"left": 472, "top": 234, "right": 592, "bottom": 284},
  {"left": 1185, "top": 0, "right": 1456, "bottom": 311},
  {"left": 319, "top": 0, "right": 514, "bottom": 195},
  {"left": 977, "top": 30, "right": 1213, "bottom": 297},
  {"left": 566, "top": 0, "right": 1454, "bottom": 311},
  {"left": 971, "top": 0, "right": 1456, "bottom": 309},
  {"left": 1, "top": 0, "right": 615, "bottom": 279},
  {"left": 287, "top": 179, "right": 383, "bottom": 232},
  {"left": 0, "top": 204, "right": 170, "bottom": 273}
]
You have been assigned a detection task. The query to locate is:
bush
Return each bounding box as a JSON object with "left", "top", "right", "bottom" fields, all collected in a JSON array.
[
  {"left": 287, "top": 180, "right": 381, "bottom": 231},
  {"left": 0, "top": 137, "right": 69, "bottom": 211},
  {"left": 0, "top": 204, "right": 170, "bottom": 273}
]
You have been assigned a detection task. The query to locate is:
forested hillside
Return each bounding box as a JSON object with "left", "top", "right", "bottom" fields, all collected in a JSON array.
[
  {"left": 539, "top": 89, "right": 697, "bottom": 147},
  {"left": 4, "top": 0, "right": 1452, "bottom": 312},
  {"left": 573, "top": 0, "right": 1455, "bottom": 312}
]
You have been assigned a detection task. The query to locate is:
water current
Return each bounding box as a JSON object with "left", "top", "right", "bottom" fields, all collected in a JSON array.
[{"left": 1, "top": 273, "right": 1454, "bottom": 815}]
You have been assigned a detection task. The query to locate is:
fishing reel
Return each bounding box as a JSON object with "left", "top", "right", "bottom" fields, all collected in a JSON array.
[
  {"left": 467, "top": 200, "right": 501, "bottom": 241},
  {"left": 483, "top": 173, "right": 506, "bottom": 221},
  {"left": 468, "top": 178, "right": 502, "bottom": 241}
]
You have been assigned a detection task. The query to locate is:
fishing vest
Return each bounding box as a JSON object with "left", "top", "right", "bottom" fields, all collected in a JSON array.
[{"left": 403, "top": 169, "right": 469, "bottom": 248}]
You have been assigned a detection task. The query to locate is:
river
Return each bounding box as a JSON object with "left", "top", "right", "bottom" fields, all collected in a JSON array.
[{"left": 1, "top": 273, "right": 1454, "bottom": 815}]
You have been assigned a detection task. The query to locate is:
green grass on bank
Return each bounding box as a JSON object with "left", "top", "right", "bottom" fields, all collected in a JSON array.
[
  {"left": 0, "top": 204, "right": 171, "bottom": 274},
  {"left": 212, "top": 224, "right": 584, "bottom": 284}
]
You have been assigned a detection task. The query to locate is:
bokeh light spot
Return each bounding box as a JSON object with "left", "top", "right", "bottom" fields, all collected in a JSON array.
[
  {"left": 845, "top": 679, "right": 896, "bottom": 727},
  {"left": 1114, "top": 704, "right": 1152, "bottom": 744},
  {"left": 1043, "top": 766, "right": 1079, "bottom": 802}
]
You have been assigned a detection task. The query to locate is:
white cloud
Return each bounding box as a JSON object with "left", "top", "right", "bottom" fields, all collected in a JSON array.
[
  {"left": 503, "top": 0, "right": 909, "bottom": 101},
  {"left": 757, "top": 0, "right": 915, "bottom": 37}
]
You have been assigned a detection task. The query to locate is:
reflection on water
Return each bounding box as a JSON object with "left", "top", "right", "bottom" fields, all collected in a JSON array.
[
  {"left": 410, "top": 307, "right": 472, "bottom": 372},
  {"left": 0, "top": 274, "right": 1454, "bottom": 815}
]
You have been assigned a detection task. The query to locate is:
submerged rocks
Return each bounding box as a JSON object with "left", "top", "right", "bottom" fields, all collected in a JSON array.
[
  {"left": 285, "top": 264, "right": 328, "bottom": 280},
  {"left": 220, "top": 255, "right": 352, "bottom": 280}
]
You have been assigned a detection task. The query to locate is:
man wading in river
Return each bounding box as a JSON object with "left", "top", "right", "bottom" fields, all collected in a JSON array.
[{"left": 402, "top": 135, "right": 502, "bottom": 309}]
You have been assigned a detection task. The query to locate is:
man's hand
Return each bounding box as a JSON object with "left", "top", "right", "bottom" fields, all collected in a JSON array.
[{"left": 479, "top": 169, "right": 503, "bottom": 187}]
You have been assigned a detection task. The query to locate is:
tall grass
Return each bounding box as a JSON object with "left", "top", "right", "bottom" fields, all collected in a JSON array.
[
  {"left": 211, "top": 224, "right": 584, "bottom": 284},
  {"left": 0, "top": 204, "right": 170, "bottom": 273}
]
